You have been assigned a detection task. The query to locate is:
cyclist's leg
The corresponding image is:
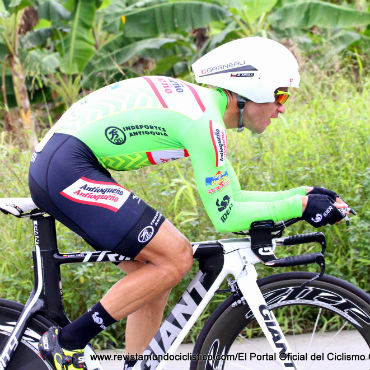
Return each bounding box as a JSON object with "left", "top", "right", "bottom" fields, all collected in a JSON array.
[
  {"left": 100, "top": 218, "right": 193, "bottom": 320},
  {"left": 117, "top": 262, "right": 171, "bottom": 356},
  {"left": 38, "top": 220, "right": 191, "bottom": 370},
  {"left": 29, "top": 134, "right": 193, "bottom": 364}
]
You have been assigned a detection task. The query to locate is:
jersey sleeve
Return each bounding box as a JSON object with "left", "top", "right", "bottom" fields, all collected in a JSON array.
[{"left": 182, "top": 122, "right": 304, "bottom": 233}]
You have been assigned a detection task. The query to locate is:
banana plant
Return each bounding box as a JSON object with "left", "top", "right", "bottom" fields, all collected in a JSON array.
[
  {"left": 270, "top": 1, "right": 370, "bottom": 29},
  {"left": 82, "top": 0, "right": 230, "bottom": 89},
  {"left": 220, "top": 0, "right": 278, "bottom": 36},
  {"left": 184, "top": 0, "right": 279, "bottom": 68},
  {"left": 269, "top": 1, "right": 370, "bottom": 65},
  {"left": 23, "top": 0, "right": 230, "bottom": 100},
  {"left": 192, "top": 0, "right": 370, "bottom": 73},
  {"left": 21, "top": 0, "right": 102, "bottom": 108},
  {"left": 0, "top": 0, "right": 38, "bottom": 149},
  {"left": 37, "top": 0, "right": 101, "bottom": 107},
  {"left": 57, "top": 0, "right": 101, "bottom": 75}
]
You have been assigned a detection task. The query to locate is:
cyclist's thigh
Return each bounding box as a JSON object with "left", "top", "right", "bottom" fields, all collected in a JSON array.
[
  {"left": 29, "top": 133, "right": 165, "bottom": 259},
  {"left": 134, "top": 219, "right": 193, "bottom": 267},
  {"left": 118, "top": 260, "right": 147, "bottom": 274}
]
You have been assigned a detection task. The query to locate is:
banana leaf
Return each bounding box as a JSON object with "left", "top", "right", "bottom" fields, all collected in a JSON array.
[
  {"left": 82, "top": 37, "right": 175, "bottom": 89},
  {"left": 58, "top": 0, "right": 99, "bottom": 74},
  {"left": 123, "top": 2, "right": 230, "bottom": 38},
  {"left": 270, "top": 1, "right": 370, "bottom": 29},
  {"left": 226, "top": 0, "right": 278, "bottom": 23},
  {"left": 38, "top": 0, "right": 71, "bottom": 21}
]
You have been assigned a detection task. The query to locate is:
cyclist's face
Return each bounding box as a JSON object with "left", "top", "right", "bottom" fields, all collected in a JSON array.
[{"left": 243, "top": 100, "right": 286, "bottom": 134}]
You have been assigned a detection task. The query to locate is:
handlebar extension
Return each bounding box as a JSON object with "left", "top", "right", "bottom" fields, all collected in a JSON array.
[
  {"left": 264, "top": 252, "right": 325, "bottom": 268},
  {"left": 280, "top": 232, "right": 326, "bottom": 252}
]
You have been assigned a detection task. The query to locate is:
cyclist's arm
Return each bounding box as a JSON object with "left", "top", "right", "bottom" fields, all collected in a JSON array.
[
  {"left": 225, "top": 159, "right": 307, "bottom": 202},
  {"left": 183, "top": 123, "right": 304, "bottom": 233}
]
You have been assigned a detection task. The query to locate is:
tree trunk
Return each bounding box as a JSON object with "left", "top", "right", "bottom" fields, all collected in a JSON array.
[{"left": 8, "top": 54, "right": 38, "bottom": 149}]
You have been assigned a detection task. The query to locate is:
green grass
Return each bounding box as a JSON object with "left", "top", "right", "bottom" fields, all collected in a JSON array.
[{"left": 0, "top": 72, "right": 369, "bottom": 348}]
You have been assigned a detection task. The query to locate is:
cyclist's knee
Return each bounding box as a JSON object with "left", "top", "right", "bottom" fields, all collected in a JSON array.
[
  {"left": 137, "top": 220, "right": 192, "bottom": 261},
  {"left": 135, "top": 219, "right": 193, "bottom": 282},
  {"left": 172, "top": 240, "right": 193, "bottom": 279},
  {"left": 158, "top": 240, "right": 192, "bottom": 285}
]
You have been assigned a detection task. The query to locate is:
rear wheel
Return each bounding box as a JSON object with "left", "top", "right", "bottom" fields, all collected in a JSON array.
[
  {"left": 0, "top": 299, "right": 53, "bottom": 370},
  {"left": 191, "top": 272, "right": 370, "bottom": 370}
]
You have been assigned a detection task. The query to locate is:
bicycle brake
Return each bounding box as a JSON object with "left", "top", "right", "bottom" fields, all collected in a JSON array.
[
  {"left": 265, "top": 253, "right": 326, "bottom": 289},
  {"left": 338, "top": 207, "right": 356, "bottom": 226}
]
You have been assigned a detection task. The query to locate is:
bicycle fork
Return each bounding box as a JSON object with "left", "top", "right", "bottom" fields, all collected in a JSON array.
[{"left": 231, "top": 250, "right": 300, "bottom": 370}]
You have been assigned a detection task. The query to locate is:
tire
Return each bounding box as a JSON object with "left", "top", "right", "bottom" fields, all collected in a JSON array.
[
  {"left": 191, "top": 272, "right": 370, "bottom": 370},
  {"left": 0, "top": 298, "right": 53, "bottom": 370}
]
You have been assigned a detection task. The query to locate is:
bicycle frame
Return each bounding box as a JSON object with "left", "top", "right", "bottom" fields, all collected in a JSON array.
[
  {"left": 0, "top": 213, "right": 301, "bottom": 370},
  {"left": 133, "top": 237, "right": 299, "bottom": 370}
]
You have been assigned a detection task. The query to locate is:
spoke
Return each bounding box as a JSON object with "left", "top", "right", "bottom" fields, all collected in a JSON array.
[
  {"left": 305, "top": 308, "right": 322, "bottom": 370},
  {"left": 235, "top": 333, "right": 266, "bottom": 358},
  {"left": 234, "top": 334, "right": 282, "bottom": 370},
  {"left": 290, "top": 305, "right": 297, "bottom": 355},
  {"left": 320, "top": 320, "right": 349, "bottom": 354}
]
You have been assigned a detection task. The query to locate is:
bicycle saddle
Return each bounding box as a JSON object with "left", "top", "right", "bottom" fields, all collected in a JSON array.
[{"left": 0, "top": 197, "right": 39, "bottom": 217}]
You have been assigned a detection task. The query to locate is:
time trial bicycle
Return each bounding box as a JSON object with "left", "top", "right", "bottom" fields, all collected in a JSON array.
[{"left": 0, "top": 197, "right": 369, "bottom": 370}]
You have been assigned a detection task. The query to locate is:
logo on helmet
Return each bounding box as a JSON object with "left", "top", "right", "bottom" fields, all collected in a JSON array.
[
  {"left": 199, "top": 62, "right": 257, "bottom": 77},
  {"left": 231, "top": 73, "right": 254, "bottom": 77}
]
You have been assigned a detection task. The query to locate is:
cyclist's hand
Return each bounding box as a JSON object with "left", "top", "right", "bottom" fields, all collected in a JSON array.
[
  {"left": 307, "top": 186, "right": 340, "bottom": 202},
  {"left": 307, "top": 186, "right": 351, "bottom": 210},
  {"left": 302, "top": 194, "right": 347, "bottom": 228}
]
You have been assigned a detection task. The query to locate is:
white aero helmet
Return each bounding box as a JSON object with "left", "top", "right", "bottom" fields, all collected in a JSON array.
[{"left": 192, "top": 36, "right": 300, "bottom": 103}]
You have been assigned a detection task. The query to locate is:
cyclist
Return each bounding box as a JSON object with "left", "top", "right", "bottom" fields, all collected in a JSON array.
[{"left": 29, "top": 37, "right": 348, "bottom": 370}]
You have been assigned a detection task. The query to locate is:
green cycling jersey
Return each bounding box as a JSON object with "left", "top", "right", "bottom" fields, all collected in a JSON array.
[{"left": 36, "top": 76, "right": 305, "bottom": 232}]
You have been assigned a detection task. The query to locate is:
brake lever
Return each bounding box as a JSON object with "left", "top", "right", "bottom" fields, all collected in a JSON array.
[{"left": 338, "top": 207, "right": 356, "bottom": 226}]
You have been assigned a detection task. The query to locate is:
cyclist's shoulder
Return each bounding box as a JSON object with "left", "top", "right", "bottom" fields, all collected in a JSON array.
[
  {"left": 138, "top": 76, "right": 226, "bottom": 120},
  {"left": 60, "top": 76, "right": 225, "bottom": 120},
  {"left": 49, "top": 77, "right": 227, "bottom": 146}
]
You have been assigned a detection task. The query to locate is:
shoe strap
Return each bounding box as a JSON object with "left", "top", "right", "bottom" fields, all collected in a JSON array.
[{"left": 72, "top": 352, "right": 87, "bottom": 369}]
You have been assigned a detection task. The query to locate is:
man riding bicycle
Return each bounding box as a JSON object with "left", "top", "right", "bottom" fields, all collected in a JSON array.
[{"left": 29, "top": 37, "right": 349, "bottom": 370}]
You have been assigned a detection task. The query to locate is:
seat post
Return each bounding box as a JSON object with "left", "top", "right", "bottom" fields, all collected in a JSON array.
[
  {"left": 31, "top": 215, "right": 70, "bottom": 326},
  {"left": 32, "top": 215, "right": 58, "bottom": 253}
]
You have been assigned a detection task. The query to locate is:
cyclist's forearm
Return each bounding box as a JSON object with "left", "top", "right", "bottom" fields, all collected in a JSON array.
[
  {"left": 234, "top": 186, "right": 306, "bottom": 202},
  {"left": 210, "top": 195, "right": 303, "bottom": 233}
]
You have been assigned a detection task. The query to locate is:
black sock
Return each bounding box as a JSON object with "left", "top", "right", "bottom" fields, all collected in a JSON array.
[
  {"left": 123, "top": 359, "right": 137, "bottom": 370},
  {"left": 59, "top": 301, "right": 117, "bottom": 350}
]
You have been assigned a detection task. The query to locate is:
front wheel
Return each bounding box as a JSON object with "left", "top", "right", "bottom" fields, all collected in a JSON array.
[
  {"left": 0, "top": 298, "right": 53, "bottom": 370},
  {"left": 191, "top": 272, "right": 370, "bottom": 370}
]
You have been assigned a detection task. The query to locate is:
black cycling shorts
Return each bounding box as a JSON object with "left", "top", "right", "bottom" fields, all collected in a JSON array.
[{"left": 28, "top": 133, "right": 165, "bottom": 258}]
